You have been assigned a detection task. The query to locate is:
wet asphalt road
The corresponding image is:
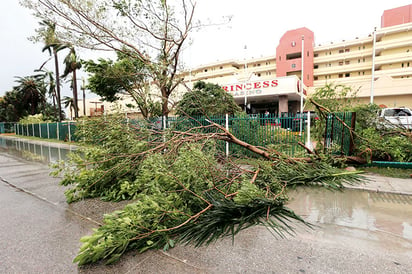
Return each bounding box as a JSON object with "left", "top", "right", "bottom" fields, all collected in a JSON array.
[{"left": 1, "top": 141, "right": 412, "bottom": 273}]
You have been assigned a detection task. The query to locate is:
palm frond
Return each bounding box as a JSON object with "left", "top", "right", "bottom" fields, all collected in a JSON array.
[{"left": 177, "top": 192, "right": 310, "bottom": 247}]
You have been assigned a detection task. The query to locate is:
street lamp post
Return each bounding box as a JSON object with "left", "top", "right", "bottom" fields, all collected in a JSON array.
[
  {"left": 299, "top": 35, "right": 305, "bottom": 135},
  {"left": 370, "top": 27, "right": 377, "bottom": 104}
]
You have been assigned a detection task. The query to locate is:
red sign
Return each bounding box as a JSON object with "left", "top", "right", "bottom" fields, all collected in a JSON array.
[{"left": 222, "top": 80, "right": 278, "bottom": 92}]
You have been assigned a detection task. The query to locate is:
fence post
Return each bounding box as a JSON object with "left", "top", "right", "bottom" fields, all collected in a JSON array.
[
  {"left": 47, "top": 123, "right": 50, "bottom": 139},
  {"left": 306, "top": 112, "right": 312, "bottom": 150},
  {"left": 349, "top": 112, "right": 356, "bottom": 155},
  {"left": 57, "top": 122, "right": 60, "bottom": 141},
  {"left": 68, "top": 121, "right": 71, "bottom": 142},
  {"left": 225, "top": 114, "right": 229, "bottom": 157},
  {"left": 340, "top": 113, "right": 346, "bottom": 155},
  {"left": 26, "top": 124, "right": 29, "bottom": 136},
  {"left": 39, "top": 123, "right": 42, "bottom": 138}
]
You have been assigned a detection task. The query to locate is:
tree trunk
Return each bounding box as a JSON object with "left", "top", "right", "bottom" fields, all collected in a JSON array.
[
  {"left": 54, "top": 49, "right": 62, "bottom": 122},
  {"left": 72, "top": 70, "right": 79, "bottom": 119}
]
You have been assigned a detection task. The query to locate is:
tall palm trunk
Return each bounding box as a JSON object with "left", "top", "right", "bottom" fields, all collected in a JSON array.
[
  {"left": 72, "top": 69, "right": 79, "bottom": 119},
  {"left": 54, "top": 48, "right": 62, "bottom": 122}
]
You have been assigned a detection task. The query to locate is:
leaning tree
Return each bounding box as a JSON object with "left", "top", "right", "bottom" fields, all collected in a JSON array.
[{"left": 21, "top": 0, "right": 201, "bottom": 117}]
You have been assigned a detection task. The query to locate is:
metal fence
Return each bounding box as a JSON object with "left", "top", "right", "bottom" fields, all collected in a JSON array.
[
  {"left": 12, "top": 122, "right": 78, "bottom": 142},
  {"left": 1, "top": 112, "right": 354, "bottom": 158},
  {"left": 323, "top": 112, "right": 355, "bottom": 155},
  {"left": 165, "top": 114, "right": 308, "bottom": 157}
]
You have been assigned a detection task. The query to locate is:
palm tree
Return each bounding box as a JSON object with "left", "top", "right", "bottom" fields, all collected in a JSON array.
[
  {"left": 36, "top": 68, "right": 58, "bottom": 120},
  {"left": 62, "top": 96, "right": 75, "bottom": 120},
  {"left": 62, "top": 47, "right": 82, "bottom": 119},
  {"left": 13, "top": 75, "right": 47, "bottom": 116},
  {"left": 40, "top": 20, "right": 69, "bottom": 122}
]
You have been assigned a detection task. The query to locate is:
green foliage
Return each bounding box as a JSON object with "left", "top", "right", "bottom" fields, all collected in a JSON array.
[
  {"left": 83, "top": 49, "right": 162, "bottom": 118},
  {"left": 51, "top": 113, "right": 151, "bottom": 202},
  {"left": 52, "top": 110, "right": 365, "bottom": 265},
  {"left": 357, "top": 128, "right": 412, "bottom": 162},
  {"left": 351, "top": 103, "right": 381, "bottom": 131},
  {"left": 19, "top": 114, "right": 52, "bottom": 124},
  {"left": 176, "top": 81, "right": 241, "bottom": 116},
  {"left": 308, "top": 83, "right": 359, "bottom": 112},
  {"left": 349, "top": 104, "right": 412, "bottom": 162}
]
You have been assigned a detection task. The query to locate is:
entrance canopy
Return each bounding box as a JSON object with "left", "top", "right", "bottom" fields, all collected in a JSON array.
[{"left": 222, "top": 75, "right": 305, "bottom": 105}]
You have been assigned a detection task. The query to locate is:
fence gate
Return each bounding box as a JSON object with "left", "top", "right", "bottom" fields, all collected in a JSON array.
[{"left": 324, "top": 112, "right": 356, "bottom": 156}]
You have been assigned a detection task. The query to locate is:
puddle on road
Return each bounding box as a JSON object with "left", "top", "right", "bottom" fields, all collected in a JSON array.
[
  {"left": 0, "top": 136, "right": 75, "bottom": 164},
  {"left": 288, "top": 187, "right": 412, "bottom": 242}
]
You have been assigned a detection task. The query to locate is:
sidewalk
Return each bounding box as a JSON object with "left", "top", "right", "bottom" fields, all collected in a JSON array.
[{"left": 345, "top": 174, "right": 412, "bottom": 196}]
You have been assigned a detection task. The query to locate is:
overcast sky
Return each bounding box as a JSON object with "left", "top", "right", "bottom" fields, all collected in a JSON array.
[{"left": 1, "top": 0, "right": 411, "bottom": 97}]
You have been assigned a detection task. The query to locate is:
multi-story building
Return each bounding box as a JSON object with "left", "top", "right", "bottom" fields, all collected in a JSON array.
[{"left": 182, "top": 4, "right": 412, "bottom": 114}]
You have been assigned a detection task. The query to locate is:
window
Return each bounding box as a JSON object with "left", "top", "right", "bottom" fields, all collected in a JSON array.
[
  {"left": 286, "top": 52, "right": 301, "bottom": 60},
  {"left": 345, "top": 73, "right": 350, "bottom": 77},
  {"left": 339, "top": 61, "right": 343, "bottom": 66},
  {"left": 345, "top": 48, "right": 350, "bottom": 52},
  {"left": 339, "top": 49, "right": 344, "bottom": 53},
  {"left": 402, "top": 63, "right": 404, "bottom": 68},
  {"left": 345, "top": 60, "right": 350, "bottom": 65},
  {"left": 358, "top": 59, "right": 361, "bottom": 63},
  {"left": 339, "top": 74, "right": 343, "bottom": 78},
  {"left": 314, "top": 53, "right": 319, "bottom": 57},
  {"left": 257, "top": 73, "right": 261, "bottom": 77},
  {"left": 314, "top": 64, "right": 319, "bottom": 69},
  {"left": 307, "top": 51, "right": 309, "bottom": 57},
  {"left": 291, "top": 64, "right": 296, "bottom": 68},
  {"left": 204, "top": 69, "right": 208, "bottom": 72},
  {"left": 279, "top": 56, "right": 281, "bottom": 61},
  {"left": 219, "top": 66, "right": 223, "bottom": 69},
  {"left": 314, "top": 76, "right": 318, "bottom": 80}
]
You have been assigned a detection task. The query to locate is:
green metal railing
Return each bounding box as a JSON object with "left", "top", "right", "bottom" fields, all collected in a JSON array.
[
  {"left": 2, "top": 112, "right": 354, "bottom": 158},
  {"left": 165, "top": 114, "right": 307, "bottom": 157},
  {"left": 324, "top": 112, "right": 355, "bottom": 155},
  {"left": 13, "top": 122, "right": 78, "bottom": 142},
  {"left": 0, "top": 123, "right": 15, "bottom": 134}
]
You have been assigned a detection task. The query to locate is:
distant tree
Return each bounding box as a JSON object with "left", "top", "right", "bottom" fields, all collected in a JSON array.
[
  {"left": 308, "top": 83, "right": 359, "bottom": 112},
  {"left": 0, "top": 91, "right": 27, "bottom": 122},
  {"left": 176, "top": 81, "right": 241, "bottom": 117},
  {"left": 13, "top": 75, "right": 47, "bottom": 115},
  {"left": 0, "top": 88, "right": 59, "bottom": 122},
  {"left": 20, "top": 0, "right": 212, "bottom": 117},
  {"left": 36, "top": 68, "right": 59, "bottom": 120},
  {"left": 62, "top": 47, "right": 82, "bottom": 119},
  {"left": 34, "top": 20, "right": 70, "bottom": 121},
  {"left": 83, "top": 50, "right": 161, "bottom": 119},
  {"left": 62, "top": 96, "right": 75, "bottom": 120}
]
